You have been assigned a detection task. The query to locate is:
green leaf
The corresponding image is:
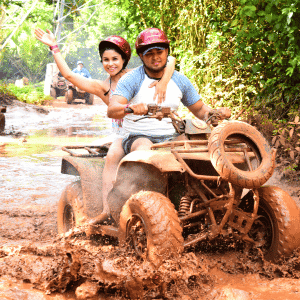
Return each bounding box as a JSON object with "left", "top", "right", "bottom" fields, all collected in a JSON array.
[
  {"left": 265, "top": 14, "right": 272, "bottom": 22},
  {"left": 252, "top": 63, "right": 261, "bottom": 73}
]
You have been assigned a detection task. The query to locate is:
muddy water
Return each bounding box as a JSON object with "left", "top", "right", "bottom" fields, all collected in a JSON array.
[{"left": 1, "top": 99, "right": 300, "bottom": 300}]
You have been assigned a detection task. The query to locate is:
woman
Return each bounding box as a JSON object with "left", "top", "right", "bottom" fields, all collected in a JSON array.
[
  {"left": 34, "top": 29, "right": 175, "bottom": 136},
  {"left": 35, "top": 28, "right": 176, "bottom": 225}
]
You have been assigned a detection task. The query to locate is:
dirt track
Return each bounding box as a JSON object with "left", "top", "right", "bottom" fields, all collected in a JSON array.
[{"left": 1, "top": 97, "right": 300, "bottom": 299}]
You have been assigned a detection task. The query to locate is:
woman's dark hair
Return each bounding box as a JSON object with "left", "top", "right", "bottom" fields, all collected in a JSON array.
[{"left": 99, "top": 43, "right": 127, "bottom": 69}]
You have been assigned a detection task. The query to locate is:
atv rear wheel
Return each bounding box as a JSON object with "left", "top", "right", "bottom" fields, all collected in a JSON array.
[
  {"left": 57, "top": 181, "right": 86, "bottom": 234},
  {"left": 119, "top": 191, "right": 184, "bottom": 267},
  {"left": 65, "top": 89, "right": 74, "bottom": 104},
  {"left": 240, "top": 186, "right": 300, "bottom": 261},
  {"left": 86, "top": 93, "right": 94, "bottom": 105},
  {"left": 208, "top": 121, "right": 275, "bottom": 188}
]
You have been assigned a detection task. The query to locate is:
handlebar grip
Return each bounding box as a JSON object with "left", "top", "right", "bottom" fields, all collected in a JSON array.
[{"left": 124, "top": 107, "right": 134, "bottom": 114}]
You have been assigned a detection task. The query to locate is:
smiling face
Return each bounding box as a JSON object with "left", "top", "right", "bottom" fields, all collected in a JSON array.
[
  {"left": 102, "top": 49, "right": 125, "bottom": 76},
  {"left": 139, "top": 48, "right": 168, "bottom": 78}
]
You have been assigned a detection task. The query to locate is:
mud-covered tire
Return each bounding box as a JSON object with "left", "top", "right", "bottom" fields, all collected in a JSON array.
[
  {"left": 208, "top": 120, "right": 275, "bottom": 188},
  {"left": 240, "top": 186, "right": 300, "bottom": 261},
  {"left": 57, "top": 181, "right": 86, "bottom": 234},
  {"left": 50, "top": 87, "right": 56, "bottom": 99},
  {"left": 86, "top": 94, "right": 94, "bottom": 105},
  {"left": 0, "top": 113, "right": 5, "bottom": 132},
  {"left": 119, "top": 191, "right": 184, "bottom": 267},
  {"left": 65, "top": 89, "right": 73, "bottom": 104}
]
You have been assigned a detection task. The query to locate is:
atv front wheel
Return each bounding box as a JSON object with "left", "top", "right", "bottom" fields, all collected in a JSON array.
[
  {"left": 65, "top": 89, "right": 74, "bottom": 104},
  {"left": 57, "top": 181, "right": 86, "bottom": 234},
  {"left": 208, "top": 121, "right": 275, "bottom": 188},
  {"left": 119, "top": 191, "right": 184, "bottom": 267},
  {"left": 50, "top": 87, "right": 56, "bottom": 99},
  {"left": 240, "top": 186, "right": 300, "bottom": 261}
]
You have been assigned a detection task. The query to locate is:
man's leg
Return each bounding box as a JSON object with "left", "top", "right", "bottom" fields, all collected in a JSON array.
[
  {"left": 130, "top": 137, "right": 153, "bottom": 151},
  {"left": 88, "top": 138, "right": 125, "bottom": 225}
]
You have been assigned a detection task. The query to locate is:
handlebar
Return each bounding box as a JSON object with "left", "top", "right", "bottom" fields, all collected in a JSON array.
[{"left": 124, "top": 104, "right": 227, "bottom": 127}]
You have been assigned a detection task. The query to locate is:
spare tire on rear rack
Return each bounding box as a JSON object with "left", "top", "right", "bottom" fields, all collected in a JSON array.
[{"left": 208, "top": 120, "right": 276, "bottom": 189}]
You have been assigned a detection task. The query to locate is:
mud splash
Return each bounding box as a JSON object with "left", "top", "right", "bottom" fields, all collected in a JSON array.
[
  {"left": 1, "top": 236, "right": 300, "bottom": 299},
  {"left": 1, "top": 99, "right": 300, "bottom": 299}
]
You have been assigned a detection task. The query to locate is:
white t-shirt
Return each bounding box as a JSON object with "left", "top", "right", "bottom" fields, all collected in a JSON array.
[{"left": 113, "top": 66, "right": 201, "bottom": 136}]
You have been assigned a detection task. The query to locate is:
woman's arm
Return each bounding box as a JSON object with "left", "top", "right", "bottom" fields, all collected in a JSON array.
[
  {"left": 34, "top": 28, "right": 109, "bottom": 102},
  {"left": 149, "top": 55, "right": 176, "bottom": 104}
]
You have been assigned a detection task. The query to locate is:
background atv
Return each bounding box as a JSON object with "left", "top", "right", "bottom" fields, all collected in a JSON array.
[
  {"left": 0, "top": 106, "right": 6, "bottom": 132},
  {"left": 58, "top": 105, "right": 300, "bottom": 266},
  {"left": 50, "top": 72, "right": 67, "bottom": 99},
  {"left": 65, "top": 82, "right": 94, "bottom": 105}
]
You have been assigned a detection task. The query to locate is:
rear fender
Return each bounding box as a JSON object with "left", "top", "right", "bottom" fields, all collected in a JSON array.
[
  {"left": 61, "top": 156, "right": 106, "bottom": 218},
  {"left": 119, "top": 150, "right": 185, "bottom": 172}
]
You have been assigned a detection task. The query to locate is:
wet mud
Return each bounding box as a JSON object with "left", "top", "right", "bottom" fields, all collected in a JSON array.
[{"left": 1, "top": 97, "right": 300, "bottom": 299}]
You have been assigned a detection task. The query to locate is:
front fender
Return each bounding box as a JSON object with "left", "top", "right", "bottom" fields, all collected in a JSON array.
[{"left": 108, "top": 161, "right": 168, "bottom": 225}]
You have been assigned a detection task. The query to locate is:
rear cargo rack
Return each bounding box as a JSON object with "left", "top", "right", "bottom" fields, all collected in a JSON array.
[{"left": 62, "top": 145, "right": 109, "bottom": 157}]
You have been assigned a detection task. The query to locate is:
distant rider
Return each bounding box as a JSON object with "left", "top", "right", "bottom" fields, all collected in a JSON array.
[{"left": 72, "top": 61, "right": 92, "bottom": 79}]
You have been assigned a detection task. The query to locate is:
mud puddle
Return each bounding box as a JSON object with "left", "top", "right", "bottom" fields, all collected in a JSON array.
[{"left": 1, "top": 99, "right": 300, "bottom": 299}]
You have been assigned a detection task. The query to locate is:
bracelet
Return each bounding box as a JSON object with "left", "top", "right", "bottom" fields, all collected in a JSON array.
[
  {"left": 49, "top": 45, "right": 59, "bottom": 50},
  {"left": 124, "top": 103, "right": 130, "bottom": 114},
  {"left": 52, "top": 48, "right": 60, "bottom": 54}
]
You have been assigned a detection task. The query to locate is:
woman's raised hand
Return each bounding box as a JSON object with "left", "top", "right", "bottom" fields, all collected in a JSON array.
[
  {"left": 149, "top": 80, "right": 167, "bottom": 104},
  {"left": 34, "top": 28, "right": 57, "bottom": 47}
]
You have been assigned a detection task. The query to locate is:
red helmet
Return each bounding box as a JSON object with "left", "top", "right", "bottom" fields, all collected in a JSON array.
[
  {"left": 135, "top": 28, "right": 170, "bottom": 54},
  {"left": 99, "top": 36, "right": 131, "bottom": 68}
]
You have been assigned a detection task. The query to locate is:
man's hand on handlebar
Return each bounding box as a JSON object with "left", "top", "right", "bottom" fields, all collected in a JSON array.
[
  {"left": 125, "top": 103, "right": 148, "bottom": 115},
  {"left": 205, "top": 107, "right": 231, "bottom": 126}
]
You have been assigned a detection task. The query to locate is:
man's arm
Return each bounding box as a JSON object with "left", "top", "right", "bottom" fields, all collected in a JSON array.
[
  {"left": 188, "top": 100, "right": 231, "bottom": 121},
  {"left": 108, "top": 95, "right": 148, "bottom": 119}
]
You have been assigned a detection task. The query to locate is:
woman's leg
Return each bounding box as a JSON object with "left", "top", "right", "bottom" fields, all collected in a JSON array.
[{"left": 88, "top": 138, "right": 125, "bottom": 225}]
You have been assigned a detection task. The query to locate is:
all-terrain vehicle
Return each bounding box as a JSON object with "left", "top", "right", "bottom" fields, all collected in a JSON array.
[
  {"left": 0, "top": 106, "right": 6, "bottom": 132},
  {"left": 58, "top": 105, "right": 300, "bottom": 266},
  {"left": 65, "top": 82, "right": 94, "bottom": 105},
  {"left": 50, "top": 72, "right": 67, "bottom": 99}
]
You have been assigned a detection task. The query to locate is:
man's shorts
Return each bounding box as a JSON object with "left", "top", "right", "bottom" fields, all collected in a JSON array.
[{"left": 122, "top": 133, "right": 179, "bottom": 155}]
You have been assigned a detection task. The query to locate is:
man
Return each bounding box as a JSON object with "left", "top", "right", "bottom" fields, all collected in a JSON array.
[
  {"left": 108, "top": 28, "right": 230, "bottom": 153},
  {"left": 72, "top": 61, "right": 92, "bottom": 79},
  {"left": 89, "top": 28, "right": 230, "bottom": 226}
]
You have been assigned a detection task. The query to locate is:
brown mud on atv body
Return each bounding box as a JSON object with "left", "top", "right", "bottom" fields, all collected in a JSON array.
[{"left": 58, "top": 105, "right": 300, "bottom": 268}]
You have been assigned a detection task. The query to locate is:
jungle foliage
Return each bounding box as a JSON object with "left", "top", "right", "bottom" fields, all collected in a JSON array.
[{"left": 111, "top": 0, "right": 300, "bottom": 119}]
